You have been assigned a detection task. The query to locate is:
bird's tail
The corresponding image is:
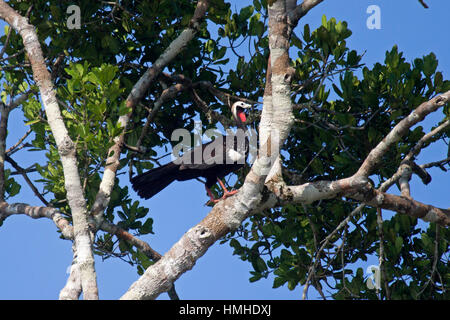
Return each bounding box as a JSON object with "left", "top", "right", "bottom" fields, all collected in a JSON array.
[{"left": 131, "top": 163, "right": 179, "bottom": 199}]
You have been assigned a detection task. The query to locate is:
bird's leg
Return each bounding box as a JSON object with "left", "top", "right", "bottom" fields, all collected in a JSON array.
[
  {"left": 205, "top": 179, "right": 239, "bottom": 205},
  {"left": 205, "top": 185, "right": 220, "bottom": 204},
  {"left": 217, "top": 178, "right": 238, "bottom": 198}
]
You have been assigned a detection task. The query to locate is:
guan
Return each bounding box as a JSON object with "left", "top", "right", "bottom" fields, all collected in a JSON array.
[{"left": 131, "top": 101, "right": 252, "bottom": 203}]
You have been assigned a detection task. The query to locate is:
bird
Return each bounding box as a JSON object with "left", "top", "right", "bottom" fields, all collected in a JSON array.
[{"left": 131, "top": 101, "right": 252, "bottom": 203}]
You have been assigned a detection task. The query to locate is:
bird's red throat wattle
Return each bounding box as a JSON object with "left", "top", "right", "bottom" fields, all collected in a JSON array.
[{"left": 237, "top": 109, "right": 246, "bottom": 122}]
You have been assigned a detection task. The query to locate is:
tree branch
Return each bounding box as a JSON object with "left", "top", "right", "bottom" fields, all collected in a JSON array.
[
  {"left": 356, "top": 91, "right": 450, "bottom": 177},
  {"left": 120, "top": 0, "right": 322, "bottom": 300},
  {"left": 91, "top": 0, "right": 211, "bottom": 220},
  {"left": 347, "top": 185, "right": 450, "bottom": 226},
  {"left": 288, "top": 0, "right": 324, "bottom": 27},
  {"left": 0, "top": 1, "right": 98, "bottom": 299},
  {"left": 135, "top": 82, "right": 189, "bottom": 153},
  {"left": 5, "top": 154, "right": 48, "bottom": 206},
  {"left": 0, "top": 102, "right": 10, "bottom": 201},
  {"left": 418, "top": 0, "right": 429, "bottom": 9},
  {"left": 0, "top": 202, "right": 73, "bottom": 238},
  {"left": 59, "top": 244, "right": 82, "bottom": 300}
]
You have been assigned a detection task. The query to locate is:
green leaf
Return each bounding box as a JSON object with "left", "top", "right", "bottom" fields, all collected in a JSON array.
[
  {"left": 423, "top": 52, "right": 438, "bottom": 77},
  {"left": 303, "top": 24, "right": 311, "bottom": 42},
  {"left": 273, "top": 277, "right": 286, "bottom": 289},
  {"left": 368, "top": 127, "right": 378, "bottom": 143},
  {"left": 25, "top": 119, "right": 40, "bottom": 125},
  {"left": 395, "top": 236, "right": 403, "bottom": 254},
  {"left": 252, "top": 256, "right": 267, "bottom": 273},
  {"left": 240, "top": 5, "right": 254, "bottom": 21},
  {"left": 434, "top": 71, "right": 443, "bottom": 90},
  {"left": 332, "top": 83, "right": 343, "bottom": 97},
  {"left": 321, "top": 15, "right": 327, "bottom": 28},
  {"left": 140, "top": 218, "right": 153, "bottom": 235},
  {"left": 214, "top": 46, "right": 227, "bottom": 60},
  {"left": 253, "top": 0, "right": 261, "bottom": 11}
]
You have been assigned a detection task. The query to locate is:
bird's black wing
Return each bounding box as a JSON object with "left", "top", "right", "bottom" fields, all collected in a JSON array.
[{"left": 177, "top": 139, "right": 225, "bottom": 170}]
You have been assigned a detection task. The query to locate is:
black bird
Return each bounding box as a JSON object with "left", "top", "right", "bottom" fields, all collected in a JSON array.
[{"left": 131, "top": 101, "right": 252, "bottom": 203}]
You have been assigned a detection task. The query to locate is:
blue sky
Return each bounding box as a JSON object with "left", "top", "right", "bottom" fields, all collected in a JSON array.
[{"left": 0, "top": 0, "right": 449, "bottom": 299}]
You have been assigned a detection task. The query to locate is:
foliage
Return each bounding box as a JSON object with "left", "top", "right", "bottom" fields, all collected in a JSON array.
[{"left": 0, "top": 0, "right": 448, "bottom": 299}]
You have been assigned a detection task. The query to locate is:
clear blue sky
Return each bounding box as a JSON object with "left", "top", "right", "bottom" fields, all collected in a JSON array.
[{"left": 0, "top": 0, "right": 449, "bottom": 299}]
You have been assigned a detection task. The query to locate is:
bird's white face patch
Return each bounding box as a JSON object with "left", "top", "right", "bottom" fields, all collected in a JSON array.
[{"left": 227, "top": 148, "right": 245, "bottom": 162}]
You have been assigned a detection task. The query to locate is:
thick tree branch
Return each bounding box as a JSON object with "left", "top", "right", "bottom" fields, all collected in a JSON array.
[
  {"left": 120, "top": 0, "right": 323, "bottom": 300},
  {"left": 0, "top": 202, "right": 73, "bottom": 238},
  {"left": 120, "top": 152, "right": 271, "bottom": 299},
  {"left": 0, "top": 1, "right": 98, "bottom": 299},
  {"left": 0, "top": 199, "right": 179, "bottom": 297},
  {"left": 59, "top": 244, "right": 82, "bottom": 300},
  {"left": 347, "top": 185, "right": 450, "bottom": 226},
  {"left": 288, "top": 0, "right": 324, "bottom": 27},
  {"left": 267, "top": 175, "right": 368, "bottom": 205},
  {"left": 356, "top": 91, "right": 450, "bottom": 177}
]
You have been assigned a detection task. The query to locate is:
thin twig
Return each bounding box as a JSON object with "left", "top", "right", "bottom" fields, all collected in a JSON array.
[
  {"left": 6, "top": 128, "right": 32, "bottom": 154},
  {"left": 416, "top": 224, "right": 440, "bottom": 298},
  {"left": 5, "top": 154, "right": 48, "bottom": 206},
  {"left": 302, "top": 204, "right": 365, "bottom": 299},
  {"left": 0, "top": 23, "right": 12, "bottom": 59},
  {"left": 377, "top": 208, "right": 390, "bottom": 299}
]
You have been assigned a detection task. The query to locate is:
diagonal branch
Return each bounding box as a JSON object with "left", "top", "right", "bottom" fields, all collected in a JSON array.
[
  {"left": 6, "top": 128, "right": 32, "bottom": 155},
  {"left": 134, "top": 82, "right": 190, "bottom": 154},
  {"left": 91, "top": 0, "right": 211, "bottom": 220},
  {"left": 356, "top": 91, "right": 450, "bottom": 177},
  {"left": 119, "top": 0, "right": 323, "bottom": 300},
  {"left": 5, "top": 154, "right": 48, "bottom": 206},
  {"left": 418, "top": 0, "right": 429, "bottom": 9},
  {"left": 288, "top": 0, "right": 324, "bottom": 27}
]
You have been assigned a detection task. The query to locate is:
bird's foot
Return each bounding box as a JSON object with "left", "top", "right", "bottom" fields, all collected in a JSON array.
[
  {"left": 221, "top": 189, "right": 238, "bottom": 199},
  {"left": 216, "top": 179, "right": 238, "bottom": 199},
  {"left": 205, "top": 189, "right": 239, "bottom": 206}
]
